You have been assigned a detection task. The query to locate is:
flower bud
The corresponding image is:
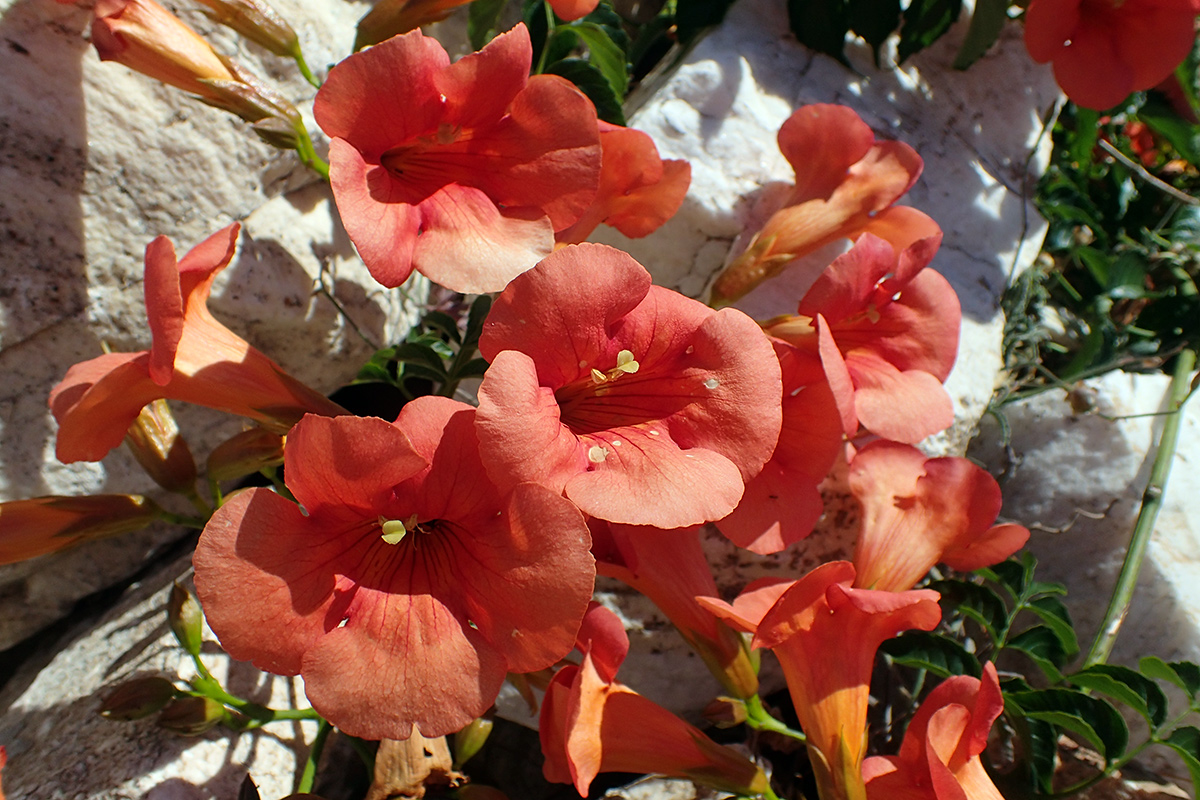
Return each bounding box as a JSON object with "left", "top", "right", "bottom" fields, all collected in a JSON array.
[
  {"left": 157, "top": 696, "right": 227, "bottom": 735},
  {"left": 452, "top": 716, "right": 493, "bottom": 768},
  {"left": 702, "top": 696, "right": 748, "bottom": 729},
  {"left": 99, "top": 676, "right": 178, "bottom": 720},
  {"left": 0, "top": 494, "right": 161, "bottom": 565},
  {"left": 192, "top": 0, "right": 299, "bottom": 57},
  {"left": 206, "top": 428, "right": 285, "bottom": 482},
  {"left": 125, "top": 399, "right": 197, "bottom": 494},
  {"left": 168, "top": 582, "right": 205, "bottom": 657},
  {"left": 353, "top": 0, "right": 473, "bottom": 50}
]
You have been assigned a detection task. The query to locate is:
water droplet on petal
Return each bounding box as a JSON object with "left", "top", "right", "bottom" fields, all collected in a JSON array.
[
  {"left": 704, "top": 377, "right": 720, "bottom": 389},
  {"left": 685, "top": 345, "right": 695, "bottom": 354},
  {"left": 588, "top": 445, "right": 608, "bottom": 463}
]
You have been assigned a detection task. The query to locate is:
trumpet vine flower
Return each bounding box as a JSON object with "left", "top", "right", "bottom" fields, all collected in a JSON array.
[
  {"left": 540, "top": 603, "right": 772, "bottom": 797},
  {"left": 1024, "top": 0, "right": 1200, "bottom": 111},
  {"left": 554, "top": 121, "right": 691, "bottom": 245},
  {"left": 314, "top": 25, "right": 602, "bottom": 293},
  {"left": 0, "top": 495, "right": 161, "bottom": 565},
  {"left": 711, "top": 104, "right": 940, "bottom": 305},
  {"left": 863, "top": 663, "right": 1006, "bottom": 800},
  {"left": 702, "top": 562, "right": 941, "bottom": 800},
  {"left": 764, "top": 232, "right": 959, "bottom": 444},
  {"left": 475, "top": 243, "right": 783, "bottom": 529},
  {"left": 193, "top": 397, "right": 595, "bottom": 739},
  {"left": 49, "top": 224, "right": 345, "bottom": 464},
  {"left": 850, "top": 440, "right": 1030, "bottom": 592}
]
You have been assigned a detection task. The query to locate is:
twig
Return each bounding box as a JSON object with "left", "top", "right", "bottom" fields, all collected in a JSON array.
[{"left": 1098, "top": 139, "right": 1200, "bottom": 206}]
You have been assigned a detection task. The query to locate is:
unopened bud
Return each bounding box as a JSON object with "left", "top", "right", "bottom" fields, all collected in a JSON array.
[
  {"left": 206, "top": 428, "right": 284, "bottom": 482},
  {"left": 702, "top": 696, "right": 747, "bottom": 728},
  {"left": 99, "top": 676, "right": 178, "bottom": 720},
  {"left": 354, "top": 0, "right": 473, "bottom": 50},
  {"left": 452, "top": 716, "right": 493, "bottom": 768},
  {"left": 158, "top": 696, "right": 227, "bottom": 735},
  {"left": 125, "top": 399, "right": 197, "bottom": 494},
  {"left": 0, "top": 494, "right": 161, "bottom": 565},
  {"left": 168, "top": 582, "right": 204, "bottom": 657},
  {"left": 201, "top": 58, "right": 303, "bottom": 131},
  {"left": 193, "top": 0, "right": 299, "bottom": 57}
]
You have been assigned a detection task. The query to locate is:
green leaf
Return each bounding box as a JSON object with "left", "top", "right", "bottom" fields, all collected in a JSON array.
[
  {"left": 847, "top": 0, "right": 899, "bottom": 66},
  {"left": 392, "top": 342, "right": 450, "bottom": 377},
  {"left": 1071, "top": 665, "right": 1169, "bottom": 730},
  {"left": 879, "top": 631, "right": 982, "bottom": 678},
  {"left": 951, "top": 0, "right": 1006, "bottom": 69},
  {"left": 421, "top": 310, "right": 463, "bottom": 345},
  {"left": 930, "top": 579, "right": 1009, "bottom": 641},
  {"left": 356, "top": 347, "right": 399, "bottom": 384},
  {"left": 1069, "top": 107, "right": 1101, "bottom": 166},
  {"left": 1006, "top": 626, "right": 1069, "bottom": 682},
  {"left": 1140, "top": 656, "right": 1200, "bottom": 698},
  {"left": 463, "top": 294, "right": 493, "bottom": 350},
  {"left": 452, "top": 357, "right": 491, "bottom": 381},
  {"left": 545, "top": 58, "right": 625, "bottom": 125},
  {"left": 1005, "top": 688, "right": 1129, "bottom": 762},
  {"left": 787, "top": 0, "right": 850, "bottom": 66},
  {"left": 1025, "top": 596, "right": 1079, "bottom": 658},
  {"left": 468, "top": 0, "right": 509, "bottom": 50},
  {"left": 568, "top": 21, "right": 629, "bottom": 99},
  {"left": 1162, "top": 727, "right": 1200, "bottom": 789},
  {"left": 1005, "top": 713, "right": 1057, "bottom": 793},
  {"left": 897, "top": 0, "right": 962, "bottom": 63},
  {"left": 674, "top": 0, "right": 739, "bottom": 44},
  {"left": 978, "top": 556, "right": 1028, "bottom": 600},
  {"left": 1139, "top": 94, "right": 1200, "bottom": 164}
]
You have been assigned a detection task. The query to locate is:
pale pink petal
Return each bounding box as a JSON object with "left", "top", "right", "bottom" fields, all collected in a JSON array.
[{"left": 848, "top": 351, "right": 954, "bottom": 443}]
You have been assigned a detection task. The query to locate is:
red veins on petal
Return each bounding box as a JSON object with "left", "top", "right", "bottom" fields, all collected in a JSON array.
[
  {"left": 314, "top": 24, "right": 601, "bottom": 293},
  {"left": 849, "top": 440, "right": 1030, "bottom": 592},
  {"left": 49, "top": 224, "right": 346, "bottom": 464},
  {"left": 193, "top": 398, "right": 595, "bottom": 740},
  {"left": 863, "top": 663, "right": 1006, "bottom": 800},
  {"left": 766, "top": 231, "right": 960, "bottom": 444},
  {"left": 475, "top": 243, "right": 782, "bottom": 529},
  {"left": 555, "top": 121, "right": 692, "bottom": 245},
  {"left": 1024, "top": 0, "right": 1200, "bottom": 110}
]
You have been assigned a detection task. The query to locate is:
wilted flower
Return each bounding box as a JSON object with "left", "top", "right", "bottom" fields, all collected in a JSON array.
[
  {"left": 711, "top": 104, "right": 940, "bottom": 305},
  {"left": 849, "top": 440, "right": 1030, "bottom": 592},
  {"left": 49, "top": 224, "right": 345, "bottom": 464},
  {"left": 476, "top": 243, "right": 782, "bottom": 529},
  {"left": 764, "top": 232, "right": 959, "bottom": 444},
  {"left": 863, "top": 663, "right": 1006, "bottom": 800},
  {"left": 554, "top": 121, "right": 691, "bottom": 245},
  {"left": 1024, "top": 0, "right": 1200, "bottom": 111},
  {"left": 314, "top": 25, "right": 601, "bottom": 293},
  {"left": 194, "top": 398, "right": 595, "bottom": 739},
  {"left": 0, "top": 495, "right": 160, "bottom": 565},
  {"left": 540, "top": 604, "right": 772, "bottom": 797}
]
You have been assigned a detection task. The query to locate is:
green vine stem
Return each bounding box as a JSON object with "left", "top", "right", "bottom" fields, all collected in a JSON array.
[
  {"left": 293, "top": 120, "right": 330, "bottom": 181},
  {"left": 296, "top": 718, "right": 332, "bottom": 793},
  {"left": 289, "top": 42, "right": 322, "bottom": 90},
  {"left": 743, "top": 693, "right": 807, "bottom": 743},
  {"left": 1084, "top": 348, "right": 1198, "bottom": 668}
]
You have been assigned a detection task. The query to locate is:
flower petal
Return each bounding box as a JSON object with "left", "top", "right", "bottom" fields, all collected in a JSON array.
[
  {"left": 848, "top": 351, "right": 954, "bottom": 444},
  {"left": 778, "top": 104, "right": 876, "bottom": 201}
]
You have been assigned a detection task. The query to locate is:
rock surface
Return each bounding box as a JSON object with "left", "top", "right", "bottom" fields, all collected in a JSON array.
[
  {"left": 0, "top": 555, "right": 317, "bottom": 800},
  {"left": 0, "top": 0, "right": 424, "bottom": 650}
]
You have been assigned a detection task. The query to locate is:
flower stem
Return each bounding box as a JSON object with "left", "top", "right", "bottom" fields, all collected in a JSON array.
[
  {"left": 296, "top": 718, "right": 332, "bottom": 793},
  {"left": 157, "top": 510, "right": 207, "bottom": 530},
  {"left": 1084, "top": 348, "right": 1197, "bottom": 668},
  {"left": 293, "top": 121, "right": 330, "bottom": 181},
  {"left": 743, "top": 693, "right": 806, "bottom": 743},
  {"left": 290, "top": 42, "right": 322, "bottom": 89}
]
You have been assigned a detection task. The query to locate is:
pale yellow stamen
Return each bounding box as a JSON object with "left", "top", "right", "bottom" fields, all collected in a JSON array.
[
  {"left": 591, "top": 350, "right": 641, "bottom": 384},
  {"left": 379, "top": 513, "right": 420, "bottom": 545}
]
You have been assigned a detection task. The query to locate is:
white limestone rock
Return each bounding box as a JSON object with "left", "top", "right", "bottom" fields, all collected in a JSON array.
[
  {"left": 970, "top": 369, "right": 1200, "bottom": 669},
  {"left": 0, "top": 555, "right": 317, "bottom": 800},
  {"left": 0, "top": 0, "right": 424, "bottom": 649}
]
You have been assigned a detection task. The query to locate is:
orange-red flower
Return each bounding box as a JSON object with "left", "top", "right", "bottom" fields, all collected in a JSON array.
[
  {"left": 711, "top": 104, "right": 940, "bottom": 306},
  {"left": 0, "top": 495, "right": 160, "bottom": 565},
  {"left": 539, "top": 603, "right": 771, "bottom": 797},
  {"left": 354, "top": 0, "right": 474, "bottom": 49},
  {"left": 1024, "top": 0, "right": 1200, "bottom": 111},
  {"left": 715, "top": 338, "right": 844, "bottom": 554},
  {"left": 863, "top": 663, "right": 1006, "bottom": 800},
  {"left": 475, "top": 243, "right": 782, "bottom": 529},
  {"left": 314, "top": 25, "right": 601, "bottom": 293},
  {"left": 193, "top": 398, "right": 595, "bottom": 739},
  {"left": 849, "top": 441, "right": 1030, "bottom": 592},
  {"left": 49, "top": 224, "right": 345, "bottom": 464},
  {"left": 549, "top": 0, "right": 600, "bottom": 21},
  {"left": 764, "top": 232, "right": 959, "bottom": 444},
  {"left": 555, "top": 121, "right": 691, "bottom": 245},
  {"left": 702, "top": 562, "right": 941, "bottom": 800},
  {"left": 589, "top": 520, "right": 758, "bottom": 697}
]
